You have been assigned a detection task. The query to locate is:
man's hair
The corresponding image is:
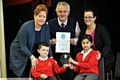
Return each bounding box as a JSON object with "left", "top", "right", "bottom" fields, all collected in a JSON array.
[
  {"left": 55, "top": 1, "right": 70, "bottom": 12},
  {"left": 38, "top": 42, "right": 49, "bottom": 49}
]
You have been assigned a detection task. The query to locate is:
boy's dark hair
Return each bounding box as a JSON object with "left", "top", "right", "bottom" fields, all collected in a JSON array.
[
  {"left": 82, "top": 34, "right": 92, "bottom": 43},
  {"left": 38, "top": 42, "right": 49, "bottom": 49}
]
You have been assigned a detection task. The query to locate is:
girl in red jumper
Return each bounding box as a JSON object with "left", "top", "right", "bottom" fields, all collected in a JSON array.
[
  {"left": 69, "top": 34, "right": 98, "bottom": 80},
  {"left": 31, "top": 42, "right": 69, "bottom": 80}
]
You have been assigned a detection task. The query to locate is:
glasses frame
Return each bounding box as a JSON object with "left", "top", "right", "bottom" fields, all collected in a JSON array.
[{"left": 84, "top": 16, "right": 94, "bottom": 19}]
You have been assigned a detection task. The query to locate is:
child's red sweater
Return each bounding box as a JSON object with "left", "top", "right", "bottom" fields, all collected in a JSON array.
[
  {"left": 74, "top": 50, "right": 99, "bottom": 75},
  {"left": 31, "top": 57, "right": 66, "bottom": 79}
]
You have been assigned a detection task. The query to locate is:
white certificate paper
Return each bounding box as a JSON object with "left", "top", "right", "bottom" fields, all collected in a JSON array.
[{"left": 56, "top": 32, "right": 70, "bottom": 53}]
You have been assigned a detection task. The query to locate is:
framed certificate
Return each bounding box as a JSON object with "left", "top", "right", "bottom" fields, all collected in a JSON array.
[{"left": 55, "top": 32, "right": 70, "bottom": 53}]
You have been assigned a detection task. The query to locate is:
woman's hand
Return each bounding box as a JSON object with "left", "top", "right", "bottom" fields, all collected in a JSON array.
[
  {"left": 30, "top": 55, "right": 38, "bottom": 68},
  {"left": 96, "top": 50, "right": 101, "bottom": 60}
]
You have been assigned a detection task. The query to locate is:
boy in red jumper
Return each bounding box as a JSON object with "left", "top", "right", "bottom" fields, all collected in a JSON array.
[
  {"left": 31, "top": 42, "right": 69, "bottom": 80},
  {"left": 69, "top": 34, "right": 99, "bottom": 80}
]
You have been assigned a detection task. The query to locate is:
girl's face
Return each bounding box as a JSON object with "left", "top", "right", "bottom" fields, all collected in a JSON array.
[
  {"left": 84, "top": 11, "right": 96, "bottom": 26},
  {"left": 34, "top": 11, "right": 47, "bottom": 27},
  {"left": 81, "top": 39, "right": 92, "bottom": 51},
  {"left": 37, "top": 46, "right": 49, "bottom": 58}
]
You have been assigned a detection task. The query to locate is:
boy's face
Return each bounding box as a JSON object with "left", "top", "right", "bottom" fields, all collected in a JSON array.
[
  {"left": 37, "top": 46, "right": 49, "bottom": 58},
  {"left": 81, "top": 39, "right": 92, "bottom": 51}
]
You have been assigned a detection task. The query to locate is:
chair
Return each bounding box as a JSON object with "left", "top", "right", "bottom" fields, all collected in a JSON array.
[
  {"left": 56, "top": 74, "right": 62, "bottom": 80},
  {"left": 106, "top": 70, "right": 113, "bottom": 80},
  {"left": 98, "top": 58, "right": 105, "bottom": 80},
  {"left": 114, "top": 52, "right": 120, "bottom": 80}
]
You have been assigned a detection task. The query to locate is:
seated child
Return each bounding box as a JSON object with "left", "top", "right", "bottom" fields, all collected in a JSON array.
[
  {"left": 31, "top": 42, "right": 69, "bottom": 80},
  {"left": 69, "top": 34, "right": 99, "bottom": 80}
]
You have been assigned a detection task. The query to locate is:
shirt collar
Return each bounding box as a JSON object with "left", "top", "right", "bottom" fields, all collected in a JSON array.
[
  {"left": 39, "top": 56, "right": 48, "bottom": 61},
  {"left": 81, "top": 48, "right": 92, "bottom": 54},
  {"left": 57, "top": 17, "right": 68, "bottom": 27}
]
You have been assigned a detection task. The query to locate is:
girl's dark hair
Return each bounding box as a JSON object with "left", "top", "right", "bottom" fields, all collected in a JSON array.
[
  {"left": 82, "top": 34, "right": 92, "bottom": 43},
  {"left": 38, "top": 42, "right": 49, "bottom": 49}
]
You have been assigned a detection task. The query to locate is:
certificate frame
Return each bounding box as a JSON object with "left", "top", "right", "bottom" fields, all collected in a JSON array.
[{"left": 55, "top": 32, "right": 70, "bottom": 53}]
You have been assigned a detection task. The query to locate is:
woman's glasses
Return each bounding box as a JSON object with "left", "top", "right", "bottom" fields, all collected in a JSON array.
[{"left": 84, "top": 16, "right": 94, "bottom": 19}]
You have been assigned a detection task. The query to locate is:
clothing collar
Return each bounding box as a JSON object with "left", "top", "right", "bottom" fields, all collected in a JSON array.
[
  {"left": 81, "top": 48, "right": 92, "bottom": 54},
  {"left": 39, "top": 56, "right": 48, "bottom": 61},
  {"left": 57, "top": 17, "right": 68, "bottom": 27}
]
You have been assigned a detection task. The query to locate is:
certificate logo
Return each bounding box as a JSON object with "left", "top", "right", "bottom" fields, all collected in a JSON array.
[{"left": 61, "top": 34, "right": 65, "bottom": 39}]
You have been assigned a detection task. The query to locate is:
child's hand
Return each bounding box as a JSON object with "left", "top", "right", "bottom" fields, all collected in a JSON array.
[
  {"left": 69, "top": 57, "right": 74, "bottom": 63},
  {"left": 40, "top": 74, "right": 48, "bottom": 78},
  {"left": 63, "top": 64, "right": 69, "bottom": 68},
  {"left": 69, "top": 63, "right": 75, "bottom": 70}
]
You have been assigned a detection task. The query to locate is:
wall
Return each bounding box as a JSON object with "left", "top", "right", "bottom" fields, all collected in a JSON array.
[
  {"left": 0, "top": 0, "right": 7, "bottom": 77},
  {"left": 3, "top": 1, "right": 33, "bottom": 77}
]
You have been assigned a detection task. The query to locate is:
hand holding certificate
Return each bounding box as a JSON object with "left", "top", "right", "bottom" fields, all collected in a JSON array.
[{"left": 55, "top": 32, "right": 71, "bottom": 53}]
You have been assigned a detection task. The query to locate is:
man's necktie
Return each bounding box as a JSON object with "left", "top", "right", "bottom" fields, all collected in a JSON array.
[{"left": 61, "top": 23, "right": 64, "bottom": 28}]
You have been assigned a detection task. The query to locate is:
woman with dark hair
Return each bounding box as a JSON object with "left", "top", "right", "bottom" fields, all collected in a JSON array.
[{"left": 77, "top": 9, "right": 115, "bottom": 78}]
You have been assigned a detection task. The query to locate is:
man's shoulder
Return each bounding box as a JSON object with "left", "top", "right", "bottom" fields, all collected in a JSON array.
[
  {"left": 68, "top": 17, "right": 77, "bottom": 21},
  {"left": 48, "top": 18, "right": 57, "bottom": 22}
]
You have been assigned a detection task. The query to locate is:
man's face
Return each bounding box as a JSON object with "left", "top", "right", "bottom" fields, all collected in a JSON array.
[{"left": 56, "top": 5, "right": 69, "bottom": 22}]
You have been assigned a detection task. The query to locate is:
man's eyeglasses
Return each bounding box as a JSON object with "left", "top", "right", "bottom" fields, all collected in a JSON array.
[{"left": 84, "top": 16, "right": 94, "bottom": 19}]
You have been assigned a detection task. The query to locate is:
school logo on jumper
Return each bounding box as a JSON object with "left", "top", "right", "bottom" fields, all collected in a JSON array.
[
  {"left": 48, "top": 62, "right": 51, "bottom": 66},
  {"left": 61, "top": 34, "right": 65, "bottom": 39}
]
